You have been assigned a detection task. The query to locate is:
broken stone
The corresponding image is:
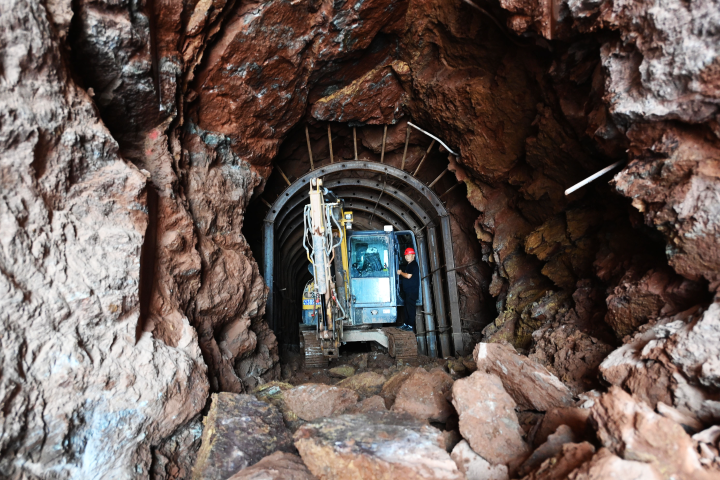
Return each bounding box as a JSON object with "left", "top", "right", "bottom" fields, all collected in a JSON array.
[
  {"left": 284, "top": 384, "right": 358, "bottom": 422},
  {"left": 380, "top": 367, "right": 415, "bottom": 408},
  {"left": 228, "top": 452, "right": 317, "bottom": 480},
  {"left": 531, "top": 407, "right": 590, "bottom": 448},
  {"left": 451, "top": 440, "right": 509, "bottom": 480},
  {"left": 564, "top": 448, "right": 662, "bottom": 480},
  {"left": 590, "top": 387, "right": 711, "bottom": 480},
  {"left": 336, "top": 371, "right": 386, "bottom": 400},
  {"left": 252, "top": 381, "right": 301, "bottom": 429},
  {"left": 473, "top": 343, "right": 574, "bottom": 411},
  {"left": 518, "top": 425, "right": 577, "bottom": 477},
  {"left": 294, "top": 412, "right": 464, "bottom": 479},
  {"left": 192, "top": 393, "right": 294, "bottom": 480},
  {"left": 392, "top": 367, "right": 455, "bottom": 423},
  {"left": 348, "top": 395, "right": 387, "bottom": 414},
  {"left": 328, "top": 365, "right": 356, "bottom": 378},
  {"left": 452, "top": 372, "right": 530, "bottom": 473},
  {"left": 520, "top": 442, "right": 595, "bottom": 480}
]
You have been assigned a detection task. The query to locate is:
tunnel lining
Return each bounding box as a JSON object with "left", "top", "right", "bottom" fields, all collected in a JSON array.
[{"left": 263, "top": 160, "right": 464, "bottom": 357}]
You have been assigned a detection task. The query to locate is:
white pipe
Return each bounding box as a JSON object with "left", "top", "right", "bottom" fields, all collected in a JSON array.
[
  {"left": 407, "top": 122, "right": 458, "bottom": 156},
  {"left": 564, "top": 161, "right": 624, "bottom": 195}
]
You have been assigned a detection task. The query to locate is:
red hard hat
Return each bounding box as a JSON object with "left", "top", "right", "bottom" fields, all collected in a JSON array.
[{"left": 404, "top": 247, "right": 416, "bottom": 255}]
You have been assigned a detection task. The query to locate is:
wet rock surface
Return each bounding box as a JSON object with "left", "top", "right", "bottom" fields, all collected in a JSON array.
[
  {"left": 192, "top": 393, "right": 294, "bottom": 480},
  {"left": 294, "top": 412, "right": 464, "bottom": 480}
]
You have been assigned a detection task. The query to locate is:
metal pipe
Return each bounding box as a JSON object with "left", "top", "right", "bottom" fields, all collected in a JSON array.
[
  {"left": 328, "top": 124, "right": 334, "bottom": 163},
  {"left": 407, "top": 122, "right": 457, "bottom": 155},
  {"left": 440, "top": 215, "right": 464, "bottom": 355},
  {"left": 417, "top": 233, "right": 437, "bottom": 357},
  {"left": 353, "top": 127, "right": 358, "bottom": 160},
  {"left": 427, "top": 225, "right": 451, "bottom": 357},
  {"left": 263, "top": 221, "right": 275, "bottom": 331},
  {"left": 429, "top": 168, "right": 448, "bottom": 189},
  {"left": 401, "top": 126, "right": 410, "bottom": 171},
  {"left": 380, "top": 125, "right": 387, "bottom": 163},
  {"left": 305, "top": 125, "right": 314, "bottom": 170},
  {"left": 565, "top": 161, "right": 624, "bottom": 195},
  {"left": 413, "top": 140, "right": 435, "bottom": 176}
]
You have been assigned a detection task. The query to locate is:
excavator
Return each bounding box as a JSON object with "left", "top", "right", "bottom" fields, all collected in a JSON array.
[{"left": 300, "top": 178, "right": 420, "bottom": 367}]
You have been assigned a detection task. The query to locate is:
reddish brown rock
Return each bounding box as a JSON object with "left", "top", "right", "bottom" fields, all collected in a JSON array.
[
  {"left": 451, "top": 440, "right": 509, "bottom": 480},
  {"left": 520, "top": 442, "right": 595, "bottom": 480},
  {"left": 473, "top": 343, "right": 574, "bottom": 411},
  {"left": 284, "top": 384, "right": 359, "bottom": 422},
  {"left": 392, "top": 367, "right": 455, "bottom": 423},
  {"left": 564, "top": 448, "right": 662, "bottom": 480},
  {"left": 452, "top": 372, "right": 530, "bottom": 473},
  {"left": 518, "top": 425, "right": 577, "bottom": 477},
  {"left": 228, "top": 451, "right": 317, "bottom": 480},
  {"left": 590, "top": 387, "right": 712, "bottom": 480},
  {"left": 348, "top": 395, "right": 388, "bottom": 414},
  {"left": 336, "top": 372, "right": 386, "bottom": 400},
  {"left": 294, "top": 412, "right": 464, "bottom": 479},
  {"left": 531, "top": 407, "right": 590, "bottom": 448},
  {"left": 192, "top": 393, "right": 294, "bottom": 480},
  {"left": 311, "top": 62, "right": 408, "bottom": 125},
  {"left": 380, "top": 367, "right": 416, "bottom": 408}
]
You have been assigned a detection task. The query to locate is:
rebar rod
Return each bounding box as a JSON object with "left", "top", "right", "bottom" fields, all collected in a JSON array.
[
  {"left": 305, "top": 125, "right": 314, "bottom": 170},
  {"left": 328, "top": 124, "right": 334, "bottom": 163},
  {"left": 429, "top": 168, "right": 448, "bottom": 189},
  {"left": 413, "top": 139, "right": 435, "bottom": 176},
  {"left": 260, "top": 197, "right": 272, "bottom": 208},
  {"left": 276, "top": 165, "right": 292, "bottom": 186},
  {"left": 440, "top": 181, "right": 463, "bottom": 199},
  {"left": 380, "top": 125, "right": 388, "bottom": 163},
  {"left": 353, "top": 127, "right": 358, "bottom": 160},
  {"left": 401, "top": 125, "right": 410, "bottom": 170}
]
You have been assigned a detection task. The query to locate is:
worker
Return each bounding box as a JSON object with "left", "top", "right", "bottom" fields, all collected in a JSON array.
[{"left": 397, "top": 247, "right": 419, "bottom": 332}]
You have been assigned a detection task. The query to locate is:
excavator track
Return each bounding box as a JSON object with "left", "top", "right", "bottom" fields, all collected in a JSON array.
[
  {"left": 301, "top": 330, "right": 329, "bottom": 368},
  {"left": 382, "top": 327, "right": 418, "bottom": 360}
]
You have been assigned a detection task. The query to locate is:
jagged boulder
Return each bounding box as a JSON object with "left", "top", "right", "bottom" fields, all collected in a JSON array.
[
  {"left": 294, "top": 412, "right": 464, "bottom": 479},
  {"left": 336, "top": 372, "right": 387, "bottom": 400},
  {"left": 474, "top": 343, "right": 574, "bottom": 411},
  {"left": 451, "top": 440, "right": 509, "bottom": 480},
  {"left": 284, "top": 384, "right": 358, "bottom": 422},
  {"left": 392, "top": 367, "right": 455, "bottom": 423},
  {"left": 452, "top": 372, "right": 530, "bottom": 473},
  {"left": 228, "top": 452, "right": 317, "bottom": 480},
  {"left": 192, "top": 393, "right": 294, "bottom": 480}
]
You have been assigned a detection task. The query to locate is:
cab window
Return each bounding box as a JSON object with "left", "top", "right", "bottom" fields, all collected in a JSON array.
[{"left": 350, "top": 236, "right": 390, "bottom": 278}]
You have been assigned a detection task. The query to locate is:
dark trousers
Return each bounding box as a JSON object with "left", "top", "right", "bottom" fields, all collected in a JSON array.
[{"left": 402, "top": 297, "right": 418, "bottom": 330}]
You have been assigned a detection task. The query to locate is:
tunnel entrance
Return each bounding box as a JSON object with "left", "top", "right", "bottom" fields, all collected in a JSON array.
[{"left": 245, "top": 121, "right": 478, "bottom": 360}]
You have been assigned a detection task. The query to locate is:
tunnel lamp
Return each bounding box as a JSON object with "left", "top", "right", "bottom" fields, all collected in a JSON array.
[{"left": 384, "top": 225, "right": 393, "bottom": 232}]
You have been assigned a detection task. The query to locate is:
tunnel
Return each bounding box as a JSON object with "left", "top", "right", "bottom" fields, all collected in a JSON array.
[{"left": 261, "top": 151, "right": 465, "bottom": 357}]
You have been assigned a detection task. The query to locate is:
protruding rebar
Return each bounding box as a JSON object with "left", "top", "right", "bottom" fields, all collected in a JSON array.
[
  {"left": 401, "top": 126, "right": 410, "bottom": 171},
  {"left": 413, "top": 139, "right": 435, "bottom": 176},
  {"left": 305, "top": 125, "right": 314, "bottom": 170},
  {"left": 328, "top": 124, "right": 334, "bottom": 163},
  {"left": 260, "top": 197, "right": 272, "bottom": 208},
  {"left": 380, "top": 125, "right": 388, "bottom": 163},
  {"left": 565, "top": 160, "right": 624, "bottom": 195},
  {"left": 429, "top": 168, "right": 448, "bottom": 189},
  {"left": 276, "top": 164, "right": 292, "bottom": 186},
  {"left": 353, "top": 127, "right": 358, "bottom": 160},
  {"left": 407, "top": 122, "right": 457, "bottom": 155},
  {"left": 440, "top": 181, "right": 463, "bottom": 199}
]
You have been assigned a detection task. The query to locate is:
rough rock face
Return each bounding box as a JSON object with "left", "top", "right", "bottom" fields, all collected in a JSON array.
[
  {"left": 392, "top": 368, "right": 455, "bottom": 423},
  {"left": 474, "top": 343, "right": 574, "bottom": 411},
  {"left": 336, "top": 372, "right": 387, "bottom": 400},
  {"left": 452, "top": 372, "right": 530, "bottom": 472},
  {"left": 599, "top": 304, "right": 720, "bottom": 422},
  {"left": 451, "top": 440, "right": 509, "bottom": 480},
  {"left": 563, "top": 448, "right": 661, "bottom": 480},
  {"left": 227, "top": 452, "right": 317, "bottom": 480},
  {"left": 590, "top": 387, "right": 711, "bottom": 480},
  {"left": 284, "top": 384, "right": 359, "bottom": 422},
  {"left": 520, "top": 442, "right": 596, "bottom": 480},
  {"left": 192, "top": 393, "right": 294, "bottom": 480},
  {"left": 0, "top": 0, "right": 208, "bottom": 478},
  {"left": 294, "top": 412, "right": 464, "bottom": 480}
]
